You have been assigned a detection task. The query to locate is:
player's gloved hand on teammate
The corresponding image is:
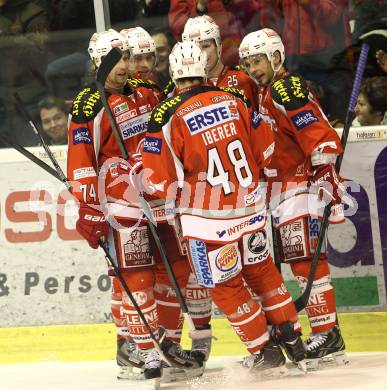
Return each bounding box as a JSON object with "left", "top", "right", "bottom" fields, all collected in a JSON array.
[
  {"left": 76, "top": 204, "right": 109, "bottom": 249},
  {"left": 309, "top": 163, "right": 346, "bottom": 205}
]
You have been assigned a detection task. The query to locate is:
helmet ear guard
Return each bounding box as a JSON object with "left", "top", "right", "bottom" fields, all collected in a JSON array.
[
  {"left": 169, "top": 41, "right": 208, "bottom": 84},
  {"left": 239, "top": 28, "right": 285, "bottom": 73},
  {"left": 88, "top": 29, "right": 129, "bottom": 68}
]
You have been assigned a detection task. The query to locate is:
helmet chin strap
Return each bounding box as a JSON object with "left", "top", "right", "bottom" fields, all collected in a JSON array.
[{"left": 269, "top": 55, "right": 284, "bottom": 83}]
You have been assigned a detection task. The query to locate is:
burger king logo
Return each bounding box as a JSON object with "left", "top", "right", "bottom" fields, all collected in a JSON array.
[{"left": 215, "top": 245, "right": 238, "bottom": 272}]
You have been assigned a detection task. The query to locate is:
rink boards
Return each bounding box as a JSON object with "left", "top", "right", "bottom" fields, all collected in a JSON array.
[
  {"left": 1, "top": 313, "right": 387, "bottom": 364},
  {"left": 0, "top": 125, "right": 387, "bottom": 329}
]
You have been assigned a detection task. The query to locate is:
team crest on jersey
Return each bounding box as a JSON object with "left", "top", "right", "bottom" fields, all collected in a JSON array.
[
  {"left": 291, "top": 109, "right": 318, "bottom": 130},
  {"left": 119, "top": 113, "right": 149, "bottom": 140},
  {"left": 184, "top": 101, "right": 239, "bottom": 135}
]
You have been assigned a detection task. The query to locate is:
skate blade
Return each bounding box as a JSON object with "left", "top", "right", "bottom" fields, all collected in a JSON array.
[
  {"left": 143, "top": 377, "right": 161, "bottom": 390},
  {"left": 249, "top": 364, "right": 289, "bottom": 380},
  {"left": 162, "top": 365, "right": 205, "bottom": 383},
  {"left": 295, "top": 360, "right": 308, "bottom": 373},
  {"left": 117, "top": 366, "right": 145, "bottom": 380},
  {"left": 305, "top": 350, "right": 349, "bottom": 371}
]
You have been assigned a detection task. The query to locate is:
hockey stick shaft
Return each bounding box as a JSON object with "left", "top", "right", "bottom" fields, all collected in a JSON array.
[
  {"left": 13, "top": 93, "right": 71, "bottom": 192},
  {"left": 271, "top": 216, "right": 281, "bottom": 272},
  {"left": 0, "top": 134, "right": 61, "bottom": 180},
  {"left": 96, "top": 49, "right": 197, "bottom": 333},
  {"left": 294, "top": 43, "right": 370, "bottom": 312},
  {"left": 13, "top": 95, "right": 164, "bottom": 351}
]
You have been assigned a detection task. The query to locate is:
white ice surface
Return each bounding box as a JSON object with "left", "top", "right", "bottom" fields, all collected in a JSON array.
[{"left": 1, "top": 353, "right": 386, "bottom": 390}]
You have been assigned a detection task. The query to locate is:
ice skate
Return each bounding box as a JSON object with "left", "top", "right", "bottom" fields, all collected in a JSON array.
[
  {"left": 242, "top": 339, "right": 288, "bottom": 378},
  {"left": 304, "top": 326, "right": 349, "bottom": 370},
  {"left": 161, "top": 337, "right": 206, "bottom": 370},
  {"left": 116, "top": 339, "right": 145, "bottom": 380},
  {"left": 191, "top": 324, "right": 214, "bottom": 361},
  {"left": 273, "top": 321, "right": 306, "bottom": 371},
  {"left": 160, "top": 338, "right": 206, "bottom": 382}
]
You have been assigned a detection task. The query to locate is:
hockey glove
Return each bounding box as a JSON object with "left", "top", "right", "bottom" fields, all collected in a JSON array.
[
  {"left": 76, "top": 204, "right": 109, "bottom": 249},
  {"left": 310, "top": 164, "right": 346, "bottom": 206}
]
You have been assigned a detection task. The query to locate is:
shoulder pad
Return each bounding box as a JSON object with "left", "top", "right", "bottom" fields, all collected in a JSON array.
[
  {"left": 163, "top": 79, "right": 175, "bottom": 96},
  {"left": 127, "top": 77, "right": 161, "bottom": 91},
  {"left": 219, "top": 86, "right": 251, "bottom": 108},
  {"left": 270, "top": 75, "right": 309, "bottom": 110},
  {"left": 148, "top": 95, "right": 184, "bottom": 133},
  {"left": 70, "top": 85, "right": 103, "bottom": 123},
  {"left": 148, "top": 86, "right": 219, "bottom": 133}
]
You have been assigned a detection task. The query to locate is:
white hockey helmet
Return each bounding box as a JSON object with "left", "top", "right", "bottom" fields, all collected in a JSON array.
[
  {"left": 182, "top": 15, "right": 222, "bottom": 58},
  {"left": 120, "top": 26, "right": 156, "bottom": 56},
  {"left": 239, "top": 28, "right": 285, "bottom": 72},
  {"left": 88, "top": 29, "right": 129, "bottom": 68},
  {"left": 169, "top": 41, "right": 207, "bottom": 84}
]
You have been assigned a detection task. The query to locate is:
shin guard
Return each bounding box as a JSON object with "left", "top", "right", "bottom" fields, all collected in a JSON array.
[{"left": 291, "top": 256, "right": 337, "bottom": 333}]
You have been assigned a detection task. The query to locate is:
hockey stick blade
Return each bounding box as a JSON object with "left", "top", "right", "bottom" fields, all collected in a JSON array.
[
  {"left": 96, "top": 47, "right": 123, "bottom": 85},
  {"left": 294, "top": 43, "right": 370, "bottom": 312}
]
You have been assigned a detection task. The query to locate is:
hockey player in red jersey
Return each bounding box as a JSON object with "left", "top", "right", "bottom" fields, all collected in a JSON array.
[
  {"left": 142, "top": 40, "right": 306, "bottom": 372},
  {"left": 120, "top": 26, "right": 164, "bottom": 101},
  {"left": 239, "top": 28, "right": 348, "bottom": 369},
  {"left": 164, "top": 15, "right": 258, "bottom": 108},
  {"left": 163, "top": 14, "right": 263, "bottom": 359},
  {"left": 68, "top": 29, "right": 204, "bottom": 382},
  {"left": 182, "top": 15, "right": 258, "bottom": 105},
  {"left": 112, "top": 26, "right": 211, "bottom": 380},
  {"left": 122, "top": 25, "right": 216, "bottom": 363}
]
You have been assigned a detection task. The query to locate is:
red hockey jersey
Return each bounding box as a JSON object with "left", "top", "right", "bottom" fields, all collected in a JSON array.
[
  {"left": 142, "top": 85, "right": 274, "bottom": 243},
  {"left": 67, "top": 79, "right": 159, "bottom": 208}
]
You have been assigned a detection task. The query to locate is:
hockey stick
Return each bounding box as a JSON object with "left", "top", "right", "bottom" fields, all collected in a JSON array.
[
  {"left": 271, "top": 216, "right": 281, "bottom": 272},
  {"left": 294, "top": 43, "right": 370, "bottom": 312},
  {"left": 95, "top": 48, "right": 200, "bottom": 337},
  {"left": 12, "top": 93, "right": 170, "bottom": 361},
  {"left": 0, "top": 133, "right": 61, "bottom": 180}
]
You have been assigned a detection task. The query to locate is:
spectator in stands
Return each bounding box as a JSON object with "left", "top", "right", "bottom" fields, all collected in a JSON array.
[
  {"left": 142, "top": 0, "right": 170, "bottom": 17},
  {"left": 351, "top": 1, "right": 387, "bottom": 77},
  {"left": 376, "top": 49, "right": 387, "bottom": 73},
  {"left": 168, "top": 0, "right": 253, "bottom": 65},
  {"left": 260, "top": 0, "right": 353, "bottom": 124},
  {"left": 38, "top": 96, "right": 69, "bottom": 145},
  {"left": 150, "top": 27, "right": 174, "bottom": 88},
  {"left": 353, "top": 77, "right": 387, "bottom": 126},
  {"left": 0, "top": 0, "right": 50, "bottom": 146}
]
